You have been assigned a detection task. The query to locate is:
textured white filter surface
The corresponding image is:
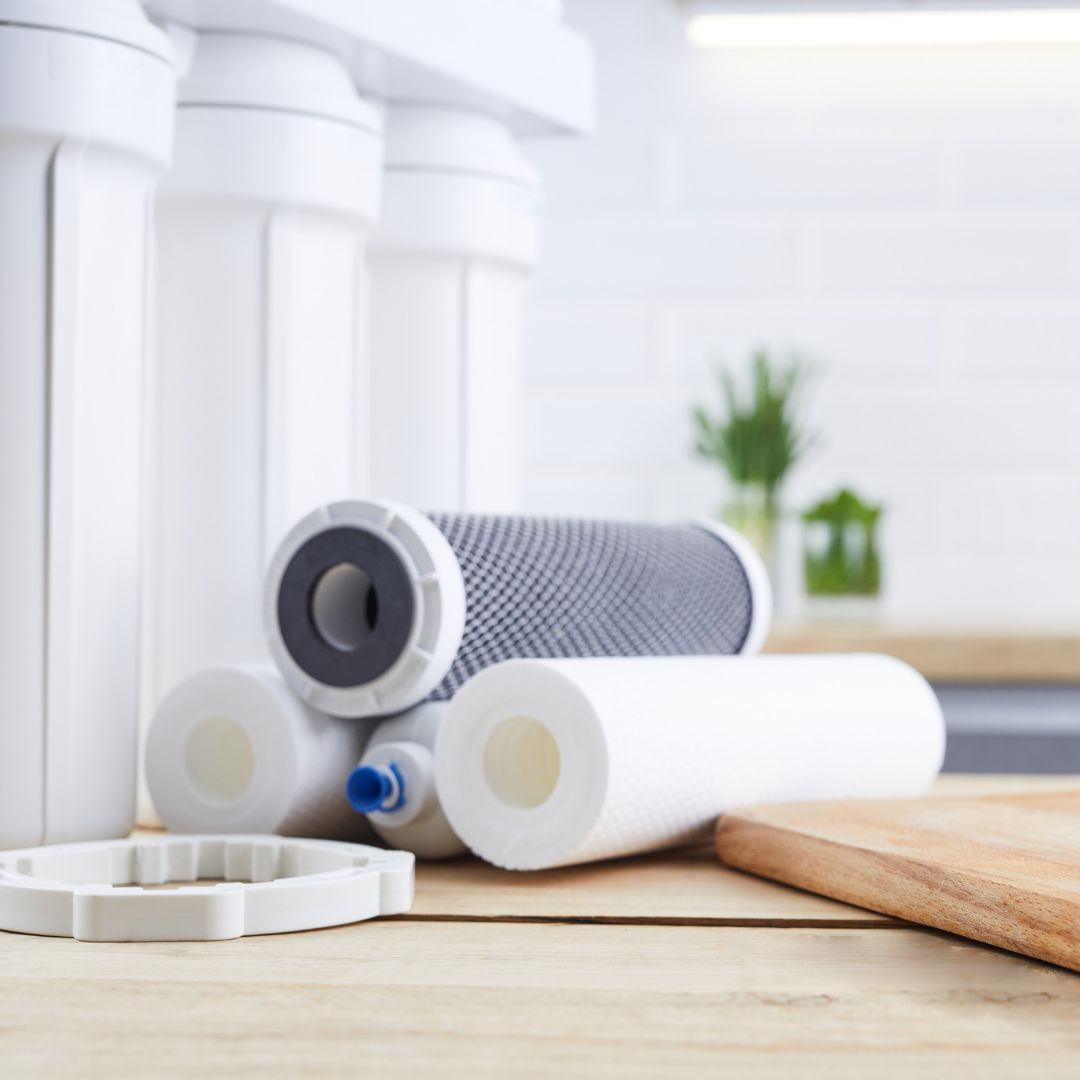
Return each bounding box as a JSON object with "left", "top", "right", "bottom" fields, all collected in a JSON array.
[
  {"left": 146, "top": 665, "right": 376, "bottom": 842},
  {"left": 436, "top": 654, "right": 946, "bottom": 870}
]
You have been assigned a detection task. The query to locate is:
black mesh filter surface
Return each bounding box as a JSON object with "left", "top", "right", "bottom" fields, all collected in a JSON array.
[{"left": 425, "top": 514, "right": 755, "bottom": 701}]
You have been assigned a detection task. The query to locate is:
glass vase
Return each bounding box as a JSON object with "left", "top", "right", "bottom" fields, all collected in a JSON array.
[
  {"left": 722, "top": 482, "right": 779, "bottom": 574},
  {"left": 803, "top": 519, "right": 881, "bottom": 599}
]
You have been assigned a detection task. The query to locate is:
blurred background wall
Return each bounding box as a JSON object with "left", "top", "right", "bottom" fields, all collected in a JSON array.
[{"left": 520, "top": 0, "right": 1080, "bottom": 627}]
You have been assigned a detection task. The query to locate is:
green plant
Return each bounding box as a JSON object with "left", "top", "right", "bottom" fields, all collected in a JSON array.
[
  {"left": 802, "top": 488, "right": 883, "bottom": 597},
  {"left": 692, "top": 348, "right": 816, "bottom": 515}
]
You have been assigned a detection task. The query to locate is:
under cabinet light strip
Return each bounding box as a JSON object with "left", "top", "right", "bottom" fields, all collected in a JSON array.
[{"left": 687, "top": 7, "right": 1080, "bottom": 47}]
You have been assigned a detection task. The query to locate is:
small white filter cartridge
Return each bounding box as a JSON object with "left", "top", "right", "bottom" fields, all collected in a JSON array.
[
  {"left": 143, "top": 33, "right": 383, "bottom": 819},
  {"left": 146, "top": 665, "right": 377, "bottom": 842},
  {"left": 369, "top": 106, "right": 540, "bottom": 512},
  {"left": 0, "top": 0, "right": 175, "bottom": 847},
  {"left": 346, "top": 704, "right": 467, "bottom": 860},
  {"left": 435, "top": 654, "right": 947, "bottom": 870}
]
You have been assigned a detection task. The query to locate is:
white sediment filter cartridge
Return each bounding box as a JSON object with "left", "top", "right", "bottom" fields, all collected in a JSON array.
[
  {"left": 266, "top": 499, "right": 771, "bottom": 719},
  {"left": 141, "top": 33, "right": 383, "bottom": 822},
  {"left": 434, "top": 654, "right": 947, "bottom": 871},
  {"left": 146, "top": 665, "right": 377, "bottom": 841},
  {"left": 0, "top": 1, "right": 175, "bottom": 848}
]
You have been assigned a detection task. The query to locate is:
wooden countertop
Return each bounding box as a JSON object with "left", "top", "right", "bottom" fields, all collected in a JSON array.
[
  {"left": 4, "top": 776, "right": 1080, "bottom": 1077},
  {"left": 764, "top": 623, "right": 1080, "bottom": 683}
]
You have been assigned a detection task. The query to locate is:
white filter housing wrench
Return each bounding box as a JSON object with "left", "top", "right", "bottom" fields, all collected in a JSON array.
[{"left": 0, "top": 835, "right": 414, "bottom": 941}]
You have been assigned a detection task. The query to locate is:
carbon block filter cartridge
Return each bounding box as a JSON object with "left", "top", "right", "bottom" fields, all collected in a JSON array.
[
  {"left": 435, "top": 654, "right": 947, "bottom": 870},
  {"left": 266, "top": 499, "right": 771, "bottom": 719},
  {"left": 146, "top": 665, "right": 377, "bottom": 842}
]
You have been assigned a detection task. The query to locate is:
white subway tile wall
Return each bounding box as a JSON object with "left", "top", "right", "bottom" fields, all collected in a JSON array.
[{"left": 521, "top": 0, "right": 1080, "bottom": 626}]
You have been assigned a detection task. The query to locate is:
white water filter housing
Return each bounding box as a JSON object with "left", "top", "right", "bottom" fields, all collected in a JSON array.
[
  {"left": 143, "top": 32, "right": 383, "bottom": 820},
  {"left": 0, "top": 1, "right": 175, "bottom": 848},
  {"left": 369, "top": 106, "right": 541, "bottom": 512}
]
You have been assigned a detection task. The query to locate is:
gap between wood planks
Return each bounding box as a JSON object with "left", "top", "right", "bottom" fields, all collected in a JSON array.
[{"left": 388, "top": 913, "right": 908, "bottom": 928}]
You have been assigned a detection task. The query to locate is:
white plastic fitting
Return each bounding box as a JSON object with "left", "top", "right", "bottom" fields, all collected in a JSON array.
[
  {"left": 0, "top": 835, "right": 414, "bottom": 940},
  {"left": 346, "top": 704, "right": 467, "bottom": 860},
  {"left": 0, "top": 0, "right": 175, "bottom": 848},
  {"left": 369, "top": 106, "right": 542, "bottom": 512},
  {"left": 142, "top": 31, "right": 383, "bottom": 820}
]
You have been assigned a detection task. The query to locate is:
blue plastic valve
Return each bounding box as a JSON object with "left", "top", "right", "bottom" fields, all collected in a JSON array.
[{"left": 346, "top": 763, "right": 405, "bottom": 814}]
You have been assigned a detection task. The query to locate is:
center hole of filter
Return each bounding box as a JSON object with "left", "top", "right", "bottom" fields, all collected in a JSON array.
[
  {"left": 483, "top": 716, "right": 561, "bottom": 809},
  {"left": 310, "top": 562, "right": 379, "bottom": 652},
  {"left": 184, "top": 715, "right": 255, "bottom": 804}
]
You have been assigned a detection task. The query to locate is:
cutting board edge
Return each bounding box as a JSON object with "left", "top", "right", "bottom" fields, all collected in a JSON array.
[{"left": 715, "top": 811, "right": 1080, "bottom": 975}]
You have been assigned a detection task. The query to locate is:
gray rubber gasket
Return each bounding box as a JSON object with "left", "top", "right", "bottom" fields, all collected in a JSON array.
[{"left": 275, "top": 525, "right": 416, "bottom": 690}]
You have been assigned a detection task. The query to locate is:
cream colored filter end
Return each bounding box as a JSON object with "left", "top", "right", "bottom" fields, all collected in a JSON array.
[{"left": 147, "top": 665, "right": 377, "bottom": 841}]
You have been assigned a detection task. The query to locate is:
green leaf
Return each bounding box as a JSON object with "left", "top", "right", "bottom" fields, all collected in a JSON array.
[{"left": 690, "top": 348, "right": 818, "bottom": 494}]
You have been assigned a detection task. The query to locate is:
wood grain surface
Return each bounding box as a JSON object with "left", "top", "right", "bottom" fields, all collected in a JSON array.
[
  {"left": 716, "top": 790, "right": 1080, "bottom": 973},
  {"left": 411, "top": 845, "right": 895, "bottom": 925},
  {"left": 3, "top": 777, "right": 1080, "bottom": 1078},
  {"left": 764, "top": 624, "right": 1080, "bottom": 682},
  {"left": 5, "top": 920, "right": 1080, "bottom": 1078}
]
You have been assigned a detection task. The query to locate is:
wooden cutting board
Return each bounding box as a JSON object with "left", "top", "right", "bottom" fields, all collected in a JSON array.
[{"left": 715, "top": 790, "right": 1080, "bottom": 972}]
